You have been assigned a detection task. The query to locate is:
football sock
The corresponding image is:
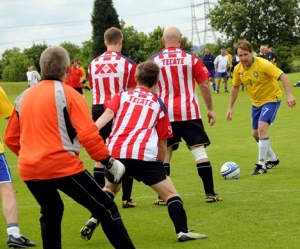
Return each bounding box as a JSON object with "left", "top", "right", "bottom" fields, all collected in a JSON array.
[
  {"left": 258, "top": 137, "right": 269, "bottom": 168},
  {"left": 93, "top": 167, "right": 105, "bottom": 188},
  {"left": 167, "top": 196, "right": 188, "bottom": 234},
  {"left": 122, "top": 176, "right": 134, "bottom": 201},
  {"left": 267, "top": 143, "right": 277, "bottom": 161},
  {"left": 197, "top": 161, "right": 215, "bottom": 195},
  {"left": 7, "top": 224, "right": 20, "bottom": 237}
]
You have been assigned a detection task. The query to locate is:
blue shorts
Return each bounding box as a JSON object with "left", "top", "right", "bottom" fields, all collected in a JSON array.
[
  {"left": 252, "top": 102, "right": 281, "bottom": 129},
  {"left": 217, "top": 72, "right": 227, "bottom": 78},
  {"left": 0, "top": 153, "right": 13, "bottom": 183},
  {"left": 208, "top": 69, "right": 215, "bottom": 78}
]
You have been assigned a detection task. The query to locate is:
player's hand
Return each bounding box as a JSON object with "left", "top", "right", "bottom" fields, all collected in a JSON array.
[
  {"left": 106, "top": 158, "right": 125, "bottom": 183},
  {"left": 207, "top": 110, "right": 216, "bottom": 126},
  {"left": 226, "top": 109, "right": 233, "bottom": 121},
  {"left": 287, "top": 95, "right": 296, "bottom": 108}
]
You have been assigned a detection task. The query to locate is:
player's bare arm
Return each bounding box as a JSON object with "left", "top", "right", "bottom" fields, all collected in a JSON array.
[
  {"left": 280, "top": 74, "right": 296, "bottom": 108},
  {"left": 157, "top": 140, "right": 167, "bottom": 162},
  {"left": 95, "top": 108, "right": 115, "bottom": 129},
  {"left": 198, "top": 80, "right": 216, "bottom": 126}
]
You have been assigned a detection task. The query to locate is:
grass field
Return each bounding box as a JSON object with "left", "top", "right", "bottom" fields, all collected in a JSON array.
[{"left": 0, "top": 73, "right": 300, "bottom": 248}]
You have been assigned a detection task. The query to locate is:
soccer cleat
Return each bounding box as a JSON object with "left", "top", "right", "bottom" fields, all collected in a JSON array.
[
  {"left": 154, "top": 198, "right": 167, "bottom": 206},
  {"left": 251, "top": 164, "right": 267, "bottom": 175},
  {"left": 7, "top": 235, "right": 37, "bottom": 248},
  {"left": 122, "top": 200, "right": 137, "bottom": 208},
  {"left": 177, "top": 230, "right": 207, "bottom": 242},
  {"left": 265, "top": 158, "right": 279, "bottom": 169},
  {"left": 225, "top": 89, "right": 229, "bottom": 93},
  {"left": 80, "top": 218, "right": 98, "bottom": 241},
  {"left": 205, "top": 193, "right": 222, "bottom": 203}
]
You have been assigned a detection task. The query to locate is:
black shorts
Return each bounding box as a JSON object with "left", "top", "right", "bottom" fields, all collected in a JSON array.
[
  {"left": 167, "top": 119, "right": 211, "bottom": 149},
  {"left": 105, "top": 159, "right": 166, "bottom": 186},
  {"left": 91, "top": 104, "right": 113, "bottom": 140}
]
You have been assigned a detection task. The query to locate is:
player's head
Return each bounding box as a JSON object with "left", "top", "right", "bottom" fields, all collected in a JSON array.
[
  {"left": 104, "top": 27, "right": 123, "bottom": 46},
  {"left": 40, "top": 46, "right": 70, "bottom": 81},
  {"left": 204, "top": 48, "right": 210, "bottom": 54},
  {"left": 162, "top": 26, "right": 182, "bottom": 48},
  {"left": 234, "top": 40, "right": 253, "bottom": 69},
  {"left": 135, "top": 61, "right": 160, "bottom": 89}
]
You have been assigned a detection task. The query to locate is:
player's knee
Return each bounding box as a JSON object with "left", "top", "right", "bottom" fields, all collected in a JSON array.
[{"left": 190, "top": 145, "right": 208, "bottom": 162}]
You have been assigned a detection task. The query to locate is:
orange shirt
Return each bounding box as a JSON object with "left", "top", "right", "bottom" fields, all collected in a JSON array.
[
  {"left": 4, "top": 80, "right": 109, "bottom": 181},
  {"left": 65, "top": 67, "right": 84, "bottom": 88}
]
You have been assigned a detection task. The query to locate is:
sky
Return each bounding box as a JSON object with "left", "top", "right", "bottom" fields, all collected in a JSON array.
[{"left": 0, "top": 0, "right": 219, "bottom": 56}]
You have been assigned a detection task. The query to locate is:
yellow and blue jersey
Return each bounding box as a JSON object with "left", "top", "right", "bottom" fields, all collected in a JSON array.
[{"left": 232, "top": 57, "right": 283, "bottom": 107}]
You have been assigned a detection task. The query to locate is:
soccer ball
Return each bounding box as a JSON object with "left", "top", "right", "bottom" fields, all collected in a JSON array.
[{"left": 221, "top": 162, "right": 240, "bottom": 179}]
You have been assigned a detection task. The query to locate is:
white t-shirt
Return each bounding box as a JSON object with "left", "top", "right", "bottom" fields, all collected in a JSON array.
[
  {"left": 214, "top": 55, "right": 229, "bottom": 73},
  {"left": 28, "top": 71, "right": 41, "bottom": 87}
]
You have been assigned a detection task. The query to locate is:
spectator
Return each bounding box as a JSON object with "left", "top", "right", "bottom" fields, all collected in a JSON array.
[
  {"left": 202, "top": 48, "right": 216, "bottom": 92},
  {"left": 4, "top": 45, "right": 135, "bottom": 249},
  {"left": 65, "top": 60, "right": 84, "bottom": 95},
  {"left": 28, "top": 66, "right": 41, "bottom": 87},
  {"left": 214, "top": 48, "right": 230, "bottom": 93},
  {"left": 77, "top": 60, "right": 90, "bottom": 91},
  {"left": 225, "top": 49, "right": 233, "bottom": 79}
]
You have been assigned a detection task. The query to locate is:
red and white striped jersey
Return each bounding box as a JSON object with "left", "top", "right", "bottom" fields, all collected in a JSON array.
[
  {"left": 88, "top": 51, "right": 137, "bottom": 105},
  {"left": 150, "top": 47, "right": 210, "bottom": 122},
  {"left": 106, "top": 87, "right": 173, "bottom": 161}
]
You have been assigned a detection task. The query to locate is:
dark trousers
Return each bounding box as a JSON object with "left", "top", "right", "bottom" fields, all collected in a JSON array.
[{"left": 25, "top": 170, "right": 135, "bottom": 249}]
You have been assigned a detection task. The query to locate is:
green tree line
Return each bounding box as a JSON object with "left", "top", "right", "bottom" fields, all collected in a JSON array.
[{"left": 1, "top": 0, "right": 300, "bottom": 82}]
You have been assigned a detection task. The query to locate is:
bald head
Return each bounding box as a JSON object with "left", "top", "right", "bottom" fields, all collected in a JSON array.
[{"left": 162, "top": 26, "right": 182, "bottom": 48}]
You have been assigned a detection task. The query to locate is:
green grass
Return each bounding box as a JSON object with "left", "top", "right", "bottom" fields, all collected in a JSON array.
[{"left": 1, "top": 73, "right": 300, "bottom": 248}]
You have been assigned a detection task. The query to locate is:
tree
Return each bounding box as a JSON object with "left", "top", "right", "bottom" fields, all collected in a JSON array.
[
  {"left": 23, "top": 43, "right": 48, "bottom": 72},
  {"left": 91, "top": 0, "right": 120, "bottom": 58},
  {"left": 207, "top": 0, "right": 300, "bottom": 50},
  {"left": 2, "top": 52, "right": 31, "bottom": 82},
  {"left": 60, "top": 42, "right": 81, "bottom": 61}
]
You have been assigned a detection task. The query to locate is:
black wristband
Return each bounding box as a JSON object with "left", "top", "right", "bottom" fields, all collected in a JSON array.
[{"left": 100, "top": 156, "right": 111, "bottom": 167}]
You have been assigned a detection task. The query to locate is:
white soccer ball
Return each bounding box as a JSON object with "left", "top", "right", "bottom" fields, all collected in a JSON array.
[{"left": 221, "top": 162, "right": 240, "bottom": 179}]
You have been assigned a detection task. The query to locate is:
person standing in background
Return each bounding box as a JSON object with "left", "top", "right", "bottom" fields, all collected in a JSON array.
[
  {"left": 65, "top": 60, "right": 84, "bottom": 94},
  {"left": 26, "top": 67, "right": 32, "bottom": 87},
  {"left": 28, "top": 66, "right": 41, "bottom": 87},
  {"left": 214, "top": 48, "right": 229, "bottom": 93},
  {"left": 202, "top": 48, "right": 216, "bottom": 93},
  {"left": 77, "top": 60, "right": 90, "bottom": 91}
]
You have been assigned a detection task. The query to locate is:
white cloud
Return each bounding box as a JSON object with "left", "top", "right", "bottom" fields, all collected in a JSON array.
[{"left": 0, "top": 0, "right": 219, "bottom": 56}]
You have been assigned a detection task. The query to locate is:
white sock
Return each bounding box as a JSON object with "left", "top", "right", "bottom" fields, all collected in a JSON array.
[
  {"left": 258, "top": 138, "right": 270, "bottom": 168},
  {"left": 7, "top": 225, "right": 21, "bottom": 238},
  {"left": 267, "top": 144, "right": 277, "bottom": 161}
]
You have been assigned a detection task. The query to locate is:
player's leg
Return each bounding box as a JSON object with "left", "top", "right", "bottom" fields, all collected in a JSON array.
[
  {"left": 0, "top": 154, "right": 36, "bottom": 248},
  {"left": 223, "top": 73, "right": 228, "bottom": 92},
  {"left": 181, "top": 120, "right": 221, "bottom": 203},
  {"left": 121, "top": 176, "right": 137, "bottom": 208},
  {"left": 25, "top": 180, "right": 63, "bottom": 249},
  {"left": 257, "top": 102, "right": 281, "bottom": 170},
  {"left": 216, "top": 73, "right": 221, "bottom": 93},
  {"left": 150, "top": 174, "right": 207, "bottom": 242},
  {"left": 61, "top": 170, "right": 134, "bottom": 248}
]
